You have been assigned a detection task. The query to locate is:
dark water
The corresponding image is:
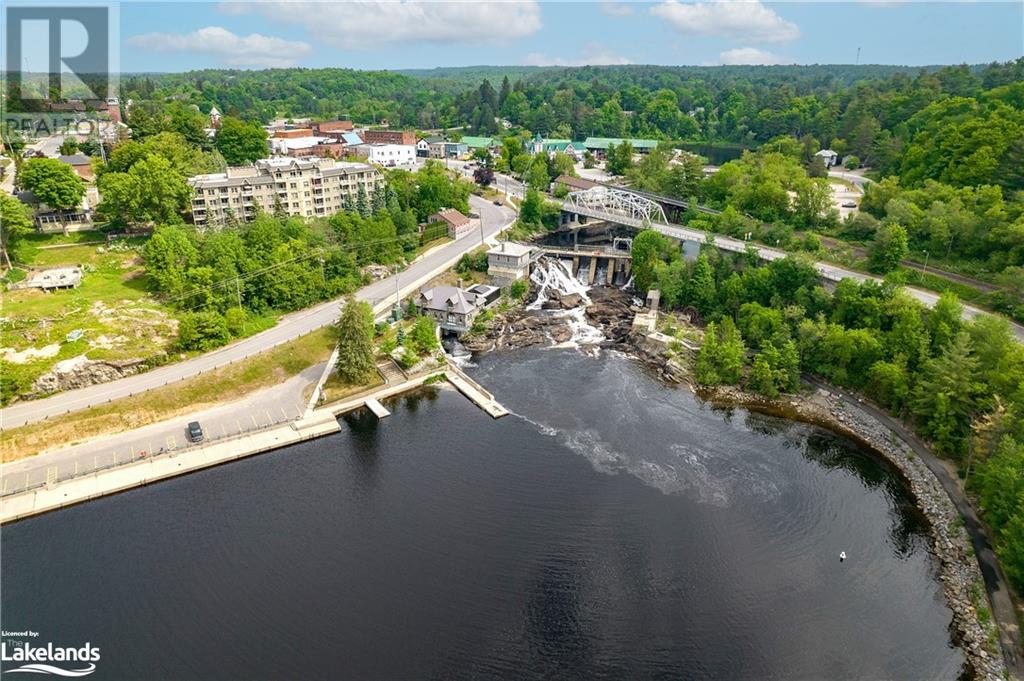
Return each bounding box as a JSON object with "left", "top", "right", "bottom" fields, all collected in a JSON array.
[{"left": 1, "top": 349, "right": 962, "bottom": 680}]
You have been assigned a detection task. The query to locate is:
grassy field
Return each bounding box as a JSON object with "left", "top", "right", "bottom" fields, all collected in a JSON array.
[
  {"left": 321, "top": 372, "right": 385, "bottom": 404},
  {"left": 1, "top": 327, "right": 336, "bottom": 462},
  {"left": 1, "top": 235, "right": 176, "bottom": 402}
]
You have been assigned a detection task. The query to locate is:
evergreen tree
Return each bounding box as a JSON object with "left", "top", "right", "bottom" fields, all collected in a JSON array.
[
  {"left": 748, "top": 354, "right": 779, "bottom": 397},
  {"left": 695, "top": 321, "right": 722, "bottom": 385},
  {"left": 912, "top": 330, "right": 980, "bottom": 456},
  {"left": 688, "top": 253, "right": 717, "bottom": 315},
  {"left": 371, "top": 186, "right": 386, "bottom": 215},
  {"left": 273, "top": 194, "right": 288, "bottom": 222},
  {"left": 335, "top": 297, "right": 375, "bottom": 384},
  {"left": 356, "top": 185, "right": 370, "bottom": 217}
]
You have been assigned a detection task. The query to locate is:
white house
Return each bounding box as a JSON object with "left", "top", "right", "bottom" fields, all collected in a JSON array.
[{"left": 815, "top": 149, "right": 839, "bottom": 168}]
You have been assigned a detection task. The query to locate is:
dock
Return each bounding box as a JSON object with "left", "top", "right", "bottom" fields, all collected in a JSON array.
[
  {"left": 444, "top": 363, "right": 509, "bottom": 418},
  {"left": 365, "top": 398, "right": 391, "bottom": 419},
  {"left": 1, "top": 365, "right": 508, "bottom": 524}
]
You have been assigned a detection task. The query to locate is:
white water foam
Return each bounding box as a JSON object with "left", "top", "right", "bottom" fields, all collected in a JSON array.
[{"left": 528, "top": 257, "right": 591, "bottom": 311}]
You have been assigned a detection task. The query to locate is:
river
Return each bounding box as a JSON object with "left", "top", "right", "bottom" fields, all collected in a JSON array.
[{"left": 1, "top": 348, "right": 963, "bottom": 680}]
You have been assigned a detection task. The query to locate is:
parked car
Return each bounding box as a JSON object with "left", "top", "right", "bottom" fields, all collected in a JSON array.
[
  {"left": 187, "top": 421, "right": 204, "bottom": 443},
  {"left": 841, "top": 201, "right": 858, "bottom": 208}
]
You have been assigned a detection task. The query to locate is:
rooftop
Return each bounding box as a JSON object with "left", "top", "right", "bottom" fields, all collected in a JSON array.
[
  {"left": 583, "top": 137, "right": 659, "bottom": 150},
  {"left": 418, "top": 285, "right": 483, "bottom": 315},
  {"left": 431, "top": 208, "right": 470, "bottom": 227},
  {"left": 58, "top": 154, "right": 92, "bottom": 166},
  {"left": 487, "top": 242, "right": 533, "bottom": 257}
]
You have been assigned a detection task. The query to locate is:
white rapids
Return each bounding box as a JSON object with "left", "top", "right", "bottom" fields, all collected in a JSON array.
[{"left": 528, "top": 257, "right": 605, "bottom": 348}]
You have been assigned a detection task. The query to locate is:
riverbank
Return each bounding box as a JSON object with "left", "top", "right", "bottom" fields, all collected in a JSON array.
[
  {"left": 697, "top": 382, "right": 1007, "bottom": 680},
  {"left": 483, "top": 271, "right": 1015, "bottom": 679},
  {"left": 626, "top": 325, "right": 1012, "bottom": 680}
]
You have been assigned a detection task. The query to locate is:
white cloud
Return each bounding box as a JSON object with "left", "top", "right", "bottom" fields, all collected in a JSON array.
[
  {"left": 600, "top": 1, "right": 635, "bottom": 16},
  {"left": 220, "top": 0, "right": 543, "bottom": 50},
  {"left": 523, "top": 45, "right": 633, "bottom": 67},
  {"left": 718, "top": 46, "right": 796, "bottom": 65},
  {"left": 127, "top": 26, "right": 312, "bottom": 68},
  {"left": 650, "top": 0, "right": 800, "bottom": 43}
]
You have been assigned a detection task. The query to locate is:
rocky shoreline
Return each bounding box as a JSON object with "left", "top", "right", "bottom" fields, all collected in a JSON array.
[
  {"left": 464, "top": 282, "right": 1006, "bottom": 680},
  {"left": 695, "top": 383, "right": 1006, "bottom": 681},
  {"left": 629, "top": 328, "right": 1006, "bottom": 680}
]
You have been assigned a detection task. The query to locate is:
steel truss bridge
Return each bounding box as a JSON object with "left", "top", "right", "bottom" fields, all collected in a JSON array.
[{"left": 562, "top": 186, "right": 668, "bottom": 228}]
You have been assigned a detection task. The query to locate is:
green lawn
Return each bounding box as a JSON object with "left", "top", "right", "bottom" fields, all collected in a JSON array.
[
  {"left": 2, "top": 328, "right": 336, "bottom": 461},
  {"left": 1, "top": 235, "right": 176, "bottom": 402}
]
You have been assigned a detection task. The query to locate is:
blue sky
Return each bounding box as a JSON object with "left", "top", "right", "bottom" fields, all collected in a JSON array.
[{"left": 113, "top": 1, "right": 1024, "bottom": 72}]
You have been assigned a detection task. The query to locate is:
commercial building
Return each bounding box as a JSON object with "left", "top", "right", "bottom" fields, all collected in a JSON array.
[
  {"left": 363, "top": 129, "right": 417, "bottom": 146},
  {"left": 187, "top": 157, "right": 383, "bottom": 227},
  {"left": 461, "top": 136, "right": 496, "bottom": 152},
  {"left": 352, "top": 143, "right": 416, "bottom": 167},
  {"left": 269, "top": 134, "right": 347, "bottom": 159},
  {"left": 582, "top": 137, "right": 659, "bottom": 156},
  {"left": 554, "top": 175, "right": 599, "bottom": 192},
  {"left": 315, "top": 120, "right": 354, "bottom": 137}
]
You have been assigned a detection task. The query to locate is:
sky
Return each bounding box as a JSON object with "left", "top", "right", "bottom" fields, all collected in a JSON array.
[{"left": 26, "top": 1, "right": 1024, "bottom": 72}]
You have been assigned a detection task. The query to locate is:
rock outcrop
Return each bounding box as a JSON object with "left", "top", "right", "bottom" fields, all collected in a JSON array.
[{"left": 28, "top": 355, "right": 150, "bottom": 397}]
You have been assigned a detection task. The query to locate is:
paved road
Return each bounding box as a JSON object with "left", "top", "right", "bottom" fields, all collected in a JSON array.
[
  {"left": 828, "top": 168, "right": 873, "bottom": 188},
  {"left": 808, "top": 377, "right": 1023, "bottom": 679},
  {"left": 2, "top": 363, "right": 323, "bottom": 495},
  {"left": 558, "top": 196, "right": 1024, "bottom": 341},
  {"left": 1, "top": 195, "right": 515, "bottom": 429}
]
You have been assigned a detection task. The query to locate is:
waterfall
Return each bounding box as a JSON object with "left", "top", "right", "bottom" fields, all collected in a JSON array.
[
  {"left": 527, "top": 257, "right": 605, "bottom": 347},
  {"left": 528, "top": 257, "right": 591, "bottom": 311},
  {"left": 442, "top": 336, "right": 475, "bottom": 367}
]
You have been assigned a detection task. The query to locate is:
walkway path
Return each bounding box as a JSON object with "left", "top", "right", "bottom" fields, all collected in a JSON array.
[{"left": 808, "top": 377, "right": 1022, "bottom": 678}]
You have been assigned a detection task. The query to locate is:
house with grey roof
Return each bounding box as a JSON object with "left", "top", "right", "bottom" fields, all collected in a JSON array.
[{"left": 416, "top": 285, "right": 493, "bottom": 333}]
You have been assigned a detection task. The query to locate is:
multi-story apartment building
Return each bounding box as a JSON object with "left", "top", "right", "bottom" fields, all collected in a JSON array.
[{"left": 187, "top": 157, "right": 383, "bottom": 227}]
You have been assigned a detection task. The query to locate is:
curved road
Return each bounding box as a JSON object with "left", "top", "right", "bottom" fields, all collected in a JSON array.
[{"left": 1, "top": 195, "right": 515, "bottom": 429}]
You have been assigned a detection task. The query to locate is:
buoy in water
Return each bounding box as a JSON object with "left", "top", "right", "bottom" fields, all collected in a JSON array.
[{"left": 839, "top": 551, "right": 847, "bottom": 562}]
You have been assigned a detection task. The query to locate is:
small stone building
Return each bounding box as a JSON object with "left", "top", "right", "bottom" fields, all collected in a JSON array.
[{"left": 487, "top": 242, "right": 533, "bottom": 286}]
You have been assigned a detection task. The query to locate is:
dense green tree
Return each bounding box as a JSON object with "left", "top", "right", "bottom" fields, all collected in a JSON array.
[
  {"left": 215, "top": 116, "right": 269, "bottom": 165},
  {"left": 0, "top": 192, "right": 34, "bottom": 268},
  {"left": 912, "top": 330, "right": 981, "bottom": 455},
  {"left": 16, "top": 158, "right": 86, "bottom": 228},
  {"left": 869, "top": 223, "right": 910, "bottom": 273},
  {"left": 335, "top": 297, "right": 375, "bottom": 384}
]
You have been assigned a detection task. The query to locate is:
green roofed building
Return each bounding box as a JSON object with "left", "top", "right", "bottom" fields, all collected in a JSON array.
[
  {"left": 528, "top": 135, "right": 587, "bottom": 159},
  {"left": 461, "top": 136, "right": 496, "bottom": 150},
  {"left": 582, "top": 137, "right": 659, "bottom": 155}
]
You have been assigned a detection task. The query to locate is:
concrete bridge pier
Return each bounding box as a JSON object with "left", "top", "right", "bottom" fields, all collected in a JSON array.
[
  {"left": 588, "top": 257, "right": 598, "bottom": 284},
  {"left": 608, "top": 258, "right": 617, "bottom": 285}
]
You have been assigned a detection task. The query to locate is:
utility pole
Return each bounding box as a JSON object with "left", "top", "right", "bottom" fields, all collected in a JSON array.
[
  {"left": 479, "top": 209, "right": 486, "bottom": 245},
  {"left": 394, "top": 263, "right": 401, "bottom": 314},
  {"left": 921, "top": 250, "right": 930, "bottom": 281},
  {"left": 235, "top": 277, "right": 243, "bottom": 311}
]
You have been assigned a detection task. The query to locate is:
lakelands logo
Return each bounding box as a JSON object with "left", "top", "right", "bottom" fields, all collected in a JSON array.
[{"left": 1, "top": 638, "right": 100, "bottom": 677}]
